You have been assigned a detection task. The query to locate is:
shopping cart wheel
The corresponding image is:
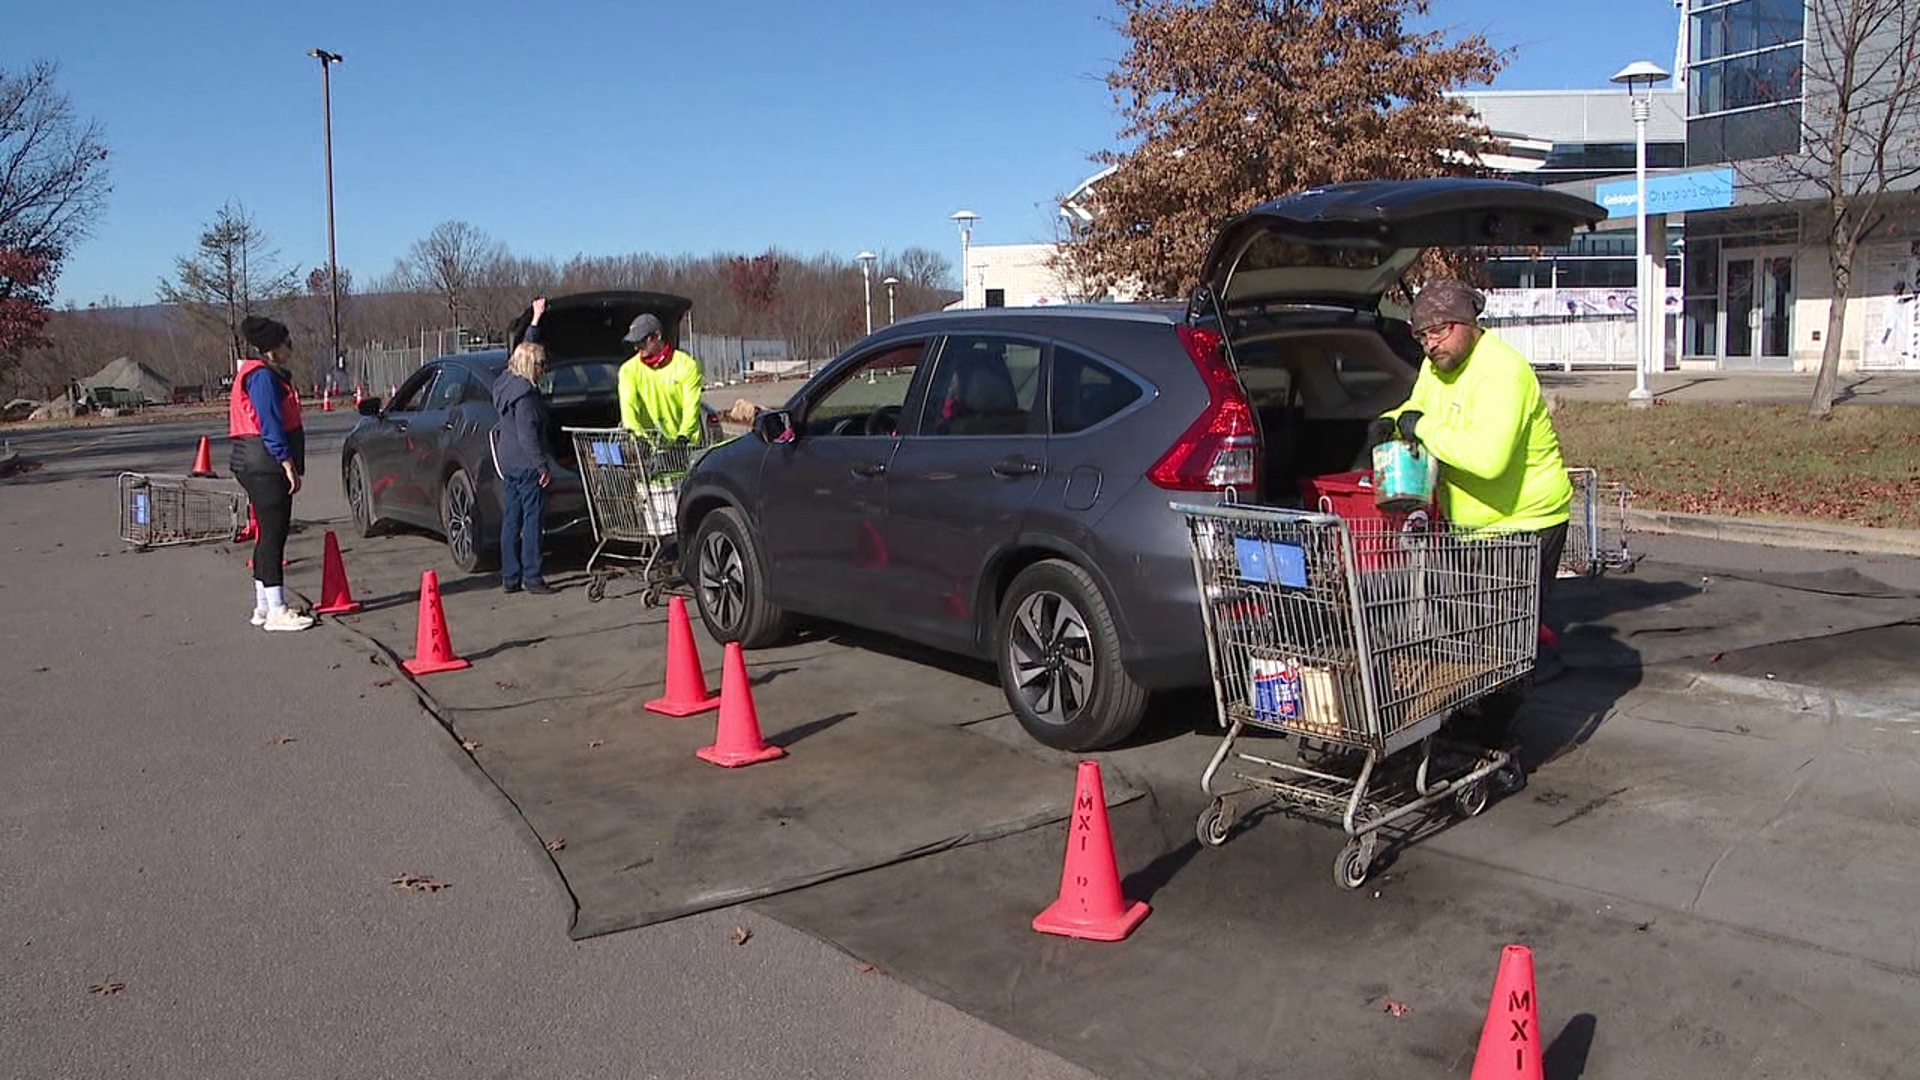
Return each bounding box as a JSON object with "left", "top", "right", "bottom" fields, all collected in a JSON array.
[
  {"left": 640, "top": 585, "right": 661, "bottom": 608},
  {"left": 1492, "top": 761, "right": 1527, "bottom": 796},
  {"left": 1195, "top": 798, "right": 1236, "bottom": 848},
  {"left": 1452, "top": 779, "right": 1490, "bottom": 819},
  {"left": 586, "top": 576, "right": 607, "bottom": 603},
  {"left": 1335, "top": 841, "right": 1372, "bottom": 891}
]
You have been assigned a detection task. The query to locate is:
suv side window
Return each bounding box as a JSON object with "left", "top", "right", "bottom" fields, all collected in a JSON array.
[
  {"left": 801, "top": 340, "right": 930, "bottom": 437},
  {"left": 1050, "top": 346, "right": 1144, "bottom": 434},
  {"left": 465, "top": 368, "right": 497, "bottom": 404},
  {"left": 916, "top": 334, "right": 1044, "bottom": 437}
]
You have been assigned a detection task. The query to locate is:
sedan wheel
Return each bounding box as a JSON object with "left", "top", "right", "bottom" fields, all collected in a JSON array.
[
  {"left": 698, "top": 528, "right": 747, "bottom": 635},
  {"left": 1008, "top": 589, "right": 1096, "bottom": 727},
  {"left": 442, "top": 470, "right": 494, "bottom": 573},
  {"left": 346, "top": 454, "right": 378, "bottom": 538}
]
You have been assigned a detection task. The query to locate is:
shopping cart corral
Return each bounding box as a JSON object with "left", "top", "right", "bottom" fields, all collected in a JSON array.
[
  {"left": 119, "top": 472, "right": 248, "bottom": 550},
  {"left": 1174, "top": 501, "right": 1540, "bottom": 889},
  {"left": 563, "top": 427, "right": 704, "bottom": 604},
  {"left": 1562, "top": 467, "right": 1637, "bottom": 577}
]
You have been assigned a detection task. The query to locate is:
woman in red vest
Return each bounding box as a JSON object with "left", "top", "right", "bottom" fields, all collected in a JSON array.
[{"left": 229, "top": 316, "right": 313, "bottom": 632}]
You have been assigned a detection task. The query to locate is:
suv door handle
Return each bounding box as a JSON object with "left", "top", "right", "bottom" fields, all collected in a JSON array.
[
  {"left": 851, "top": 461, "right": 888, "bottom": 478},
  {"left": 991, "top": 457, "right": 1040, "bottom": 478}
]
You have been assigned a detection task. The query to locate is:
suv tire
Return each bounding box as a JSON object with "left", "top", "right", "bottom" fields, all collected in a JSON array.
[
  {"left": 692, "top": 506, "right": 792, "bottom": 648},
  {"left": 996, "top": 559, "right": 1149, "bottom": 751},
  {"left": 442, "top": 468, "right": 495, "bottom": 573}
]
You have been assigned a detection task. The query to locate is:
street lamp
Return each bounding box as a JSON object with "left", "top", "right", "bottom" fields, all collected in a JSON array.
[
  {"left": 856, "top": 251, "right": 878, "bottom": 335},
  {"left": 308, "top": 48, "right": 345, "bottom": 390},
  {"left": 950, "top": 209, "right": 979, "bottom": 308},
  {"left": 1612, "top": 59, "right": 1668, "bottom": 408},
  {"left": 882, "top": 276, "right": 899, "bottom": 325}
]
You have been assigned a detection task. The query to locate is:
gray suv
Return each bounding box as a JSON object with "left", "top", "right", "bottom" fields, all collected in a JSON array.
[{"left": 678, "top": 180, "right": 1603, "bottom": 751}]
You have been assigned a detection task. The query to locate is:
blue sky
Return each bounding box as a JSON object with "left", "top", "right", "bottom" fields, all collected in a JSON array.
[{"left": 11, "top": 0, "right": 1685, "bottom": 306}]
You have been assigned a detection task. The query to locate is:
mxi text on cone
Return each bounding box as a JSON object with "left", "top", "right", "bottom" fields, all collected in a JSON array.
[
  {"left": 1470, "top": 944, "right": 1543, "bottom": 1080},
  {"left": 1032, "top": 760, "right": 1148, "bottom": 942},
  {"left": 402, "top": 569, "right": 470, "bottom": 675}
]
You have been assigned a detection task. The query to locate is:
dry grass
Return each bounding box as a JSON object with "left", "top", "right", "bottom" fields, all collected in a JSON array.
[{"left": 1554, "top": 401, "right": 1920, "bottom": 531}]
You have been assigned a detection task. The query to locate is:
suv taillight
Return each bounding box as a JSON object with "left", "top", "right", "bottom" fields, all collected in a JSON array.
[{"left": 1147, "top": 325, "right": 1259, "bottom": 492}]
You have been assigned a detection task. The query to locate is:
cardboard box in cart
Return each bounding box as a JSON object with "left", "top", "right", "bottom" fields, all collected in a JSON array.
[{"left": 1248, "top": 648, "right": 1344, "bottom": 737}]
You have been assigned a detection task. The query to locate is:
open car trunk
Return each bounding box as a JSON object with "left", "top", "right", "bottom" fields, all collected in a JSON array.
[
  {"left": 507, "top": 291, "right": 696, "bottom": 471},
  {"left": 1229, "top": 322, "right": 1422, "bottom": 505}
]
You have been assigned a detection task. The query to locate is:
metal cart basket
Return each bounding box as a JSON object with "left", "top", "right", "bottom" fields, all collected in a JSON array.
[
  {"left": 1562, "top": 467, "right": 1636, "bottom": 577},
  {"left": 1174, "top": 502, "right": 1540, "bottom": 889},
  {"left": 118, "top": 472, "right": 248, "bottom": 550},
  {"left": 563, "top": 426, "right": 704, "bottom": 604}
]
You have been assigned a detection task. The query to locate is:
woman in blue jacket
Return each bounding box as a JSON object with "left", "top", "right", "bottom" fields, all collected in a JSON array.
[{"left": 491, "top": 297, "right": 554, "bottom": 594}]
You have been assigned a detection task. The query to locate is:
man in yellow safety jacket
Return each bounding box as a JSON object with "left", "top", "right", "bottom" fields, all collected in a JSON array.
[
  {"left": 1370, "top": 279, "right": 1572, "bottom": 755},
  {"left": 616, "top": 313, "right": 705, "bottom": 441}
]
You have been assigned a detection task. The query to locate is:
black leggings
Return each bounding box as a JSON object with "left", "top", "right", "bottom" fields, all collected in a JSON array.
[{"left": 235, "top": 469, "right": 294, "bottom": 588}]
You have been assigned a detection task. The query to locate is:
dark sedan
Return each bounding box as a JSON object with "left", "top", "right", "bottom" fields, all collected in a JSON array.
[{"left": 340, "top": 291, "right": 719, "bottom": 572}]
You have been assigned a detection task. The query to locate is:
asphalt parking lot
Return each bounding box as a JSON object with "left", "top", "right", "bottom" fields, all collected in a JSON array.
[{"left": 6, "top": 408, "right": 1920, "bottom": 1079}]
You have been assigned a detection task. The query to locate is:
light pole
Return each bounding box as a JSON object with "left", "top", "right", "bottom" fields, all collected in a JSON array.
[
  {"left": 856, "top": 251, "right": 878, "bottom": 336},
  {"left": 308, "top": 48, "right": 345, "bottom": 390},
  {"left": 950, "top": 209, "right": 979, "bottom": 308},
  {"left": 1612, "top": 60, "right": 1668, "bottom": 408},
  {"left": 882, "top": 276, "right": 899, "bottom": 324}
]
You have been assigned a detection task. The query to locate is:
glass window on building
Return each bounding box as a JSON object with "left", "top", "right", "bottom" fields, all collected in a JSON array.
[{"left": 1685, "top": 0, "right": 1806, "bottom": 166}]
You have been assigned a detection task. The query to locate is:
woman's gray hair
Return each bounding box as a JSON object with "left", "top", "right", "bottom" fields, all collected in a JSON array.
[{"left": 507, "top": 341, "right": 546, "bottom": 381}]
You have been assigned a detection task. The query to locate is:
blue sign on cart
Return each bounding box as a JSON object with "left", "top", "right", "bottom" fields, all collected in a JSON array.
[
  {"left": 590, "top": 441, "right": 625, "bottom": 467},
  {"left": 1235, "top": 537, "right": 1307, "bottom": 588}
]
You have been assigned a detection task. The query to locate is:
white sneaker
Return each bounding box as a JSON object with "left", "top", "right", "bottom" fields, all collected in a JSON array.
[
  {"left": 262, "top": 608, "right": 315, "bottom": 633},
  {"left": 250, "top": 608, "right": 269, "bottom": 627}
]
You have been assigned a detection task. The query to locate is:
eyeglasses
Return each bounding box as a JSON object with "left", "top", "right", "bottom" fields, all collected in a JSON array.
[{"left": 1414, "top": 322, "right": 1457, "bottom": 345}]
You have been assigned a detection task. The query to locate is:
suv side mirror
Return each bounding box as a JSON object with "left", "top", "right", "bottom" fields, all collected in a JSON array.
[
  {"left": 753, "top": 409, "right": 796, "bottom": 444},
  {"left": 357, "top": 398, "right": 383, "bottom": 417}
]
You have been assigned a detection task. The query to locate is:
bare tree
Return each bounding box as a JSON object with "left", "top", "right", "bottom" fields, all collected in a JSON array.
[
  {"left": 400, "top": 220, "right": 508, "bottom": 334},
  {"left": 1062, "top": 0, "right": 1501, "bottom": 299},
  {"left": 1733, "top": 0, "right": 1920, "bottom": 418},
  {"left": 892, "top": 247, "right": 950, "bottom": 290},
  {"left": 157, "top": 201, "right": 301, "bottom": 362}
]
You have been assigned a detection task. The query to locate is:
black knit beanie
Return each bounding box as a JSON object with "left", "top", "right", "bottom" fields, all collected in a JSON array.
[{"left": 242, "top": 315, "right": 291, "bottom": 353}]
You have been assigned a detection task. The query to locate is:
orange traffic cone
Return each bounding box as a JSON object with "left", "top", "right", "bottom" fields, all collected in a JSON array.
[
  {"left": 354, "top": 384, "right": 364, "bottom": 406},
  {"left": 646, "top": 596, "right": 720, "bottom": 716},
  {"left": 1032, "top": 760, "right": 1149, "bottom": 942},
  {"left": 314, "top": 530, "right": 362, "bottom": 615},
  {"left": 402, "top": 570, "right": 470, "bottom": 675},
  {"left": 190, "top": 435, "right": 217, "bottom": 477},
  {"left": 1470, "top": 945, "right": 1544, "bottom": 1080},
  {"left": 696, "top": 642, "right": 786, "bottom": 767}
]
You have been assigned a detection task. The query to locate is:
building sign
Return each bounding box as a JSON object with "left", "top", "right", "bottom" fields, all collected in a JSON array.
[{"left": 1595, "top": 168, "right": 1735, "bottom": 218}]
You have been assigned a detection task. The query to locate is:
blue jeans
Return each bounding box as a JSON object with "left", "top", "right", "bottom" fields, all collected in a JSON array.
[{"left": 500, "top": 469, "right": 546, "bottom": 586}]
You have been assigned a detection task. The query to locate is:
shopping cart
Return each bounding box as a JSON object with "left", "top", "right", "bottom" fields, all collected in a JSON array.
[
  {"left": 1562, "top": 467, "right": 1638, "bottom": 577},
  {"left": 1174, "top": 501, "right": 1540, "bottom": 890},
  {"left": 563, "top": 426, "right": 704, "bottom": 604},
  {"left": 118, "top": 472, "right": 248, "bottom": 550}
]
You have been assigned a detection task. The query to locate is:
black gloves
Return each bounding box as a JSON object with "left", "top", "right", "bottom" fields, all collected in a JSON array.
[
  {"left": 1365, "top": 416, "right": 1396, "bottom": 447},
  {"left": 1396, "top": 410, "right": 1423, "bottom": 443}
]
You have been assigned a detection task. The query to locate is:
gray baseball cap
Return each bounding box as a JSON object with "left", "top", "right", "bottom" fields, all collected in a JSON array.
[{"left": 622, "top": 313, "right": 664, "bottom": 343}]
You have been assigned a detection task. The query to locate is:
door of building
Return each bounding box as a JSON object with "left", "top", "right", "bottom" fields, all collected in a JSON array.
[{"left": 1720, "top": 249, "right": 1794, "bottom": 370}]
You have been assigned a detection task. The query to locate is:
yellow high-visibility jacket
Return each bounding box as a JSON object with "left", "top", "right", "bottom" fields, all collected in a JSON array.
[
  {"left": 618, "top": 348, "right": 704, "bottom": 441},
  {"left": 1383, "top": 329, "right": 1571, "bottom": 532}
]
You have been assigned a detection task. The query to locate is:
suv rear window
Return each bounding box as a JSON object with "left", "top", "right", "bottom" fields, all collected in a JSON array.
[
  {"left": 543, "top": 361, "right": 619, "bottom": 397},
  {"left": 1051, "top": 347, "right": 1143, "bottom": 434}
]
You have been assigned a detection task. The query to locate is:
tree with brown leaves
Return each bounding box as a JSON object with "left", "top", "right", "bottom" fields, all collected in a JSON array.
[{"left": 1063, "top": 0, "right": 1504, "bottom": 299}]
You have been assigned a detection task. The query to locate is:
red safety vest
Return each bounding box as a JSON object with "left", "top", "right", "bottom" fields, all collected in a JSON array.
[{"left": 228, "top": 358, "right": 304, "bottom": 438}]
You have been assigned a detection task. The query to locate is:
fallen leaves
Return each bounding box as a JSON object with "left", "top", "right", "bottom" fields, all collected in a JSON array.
[
  {"left": 1377, "top": 997, "right": 1411, "bottom": 1017},
  {"left": 391, "top": 874, "right": 450, "bottom": 893},
  {"left": 545, "top": 838, "right": 566, "bottom": 852},
  {"left": 372, "top": 678, "right": 394, "bottom": 688},
  {"left": 88, "top": 981, "right": 125, "bottom": 996},
  {"left": 269, "top": 735, "right": 298, "bottom": 745},
  {"left": 854, "top": 962, "right": 884, "bottom": 975},
  {"left": 588, "top": 740, "right": 604, "bottom": 749},
  {"left": 731, "top": 925, "right": 752, "bottom": 945},
  {"left": 460, "top": 739, "right": 480, "bottom": 752},
  {"left": 495, "top": 680, "right": 517, "bottom": 691}
]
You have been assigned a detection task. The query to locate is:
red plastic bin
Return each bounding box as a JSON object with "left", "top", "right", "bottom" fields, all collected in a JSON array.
[{"left": 1298, "top": 471, "right": 1439, "bottom": 570}]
